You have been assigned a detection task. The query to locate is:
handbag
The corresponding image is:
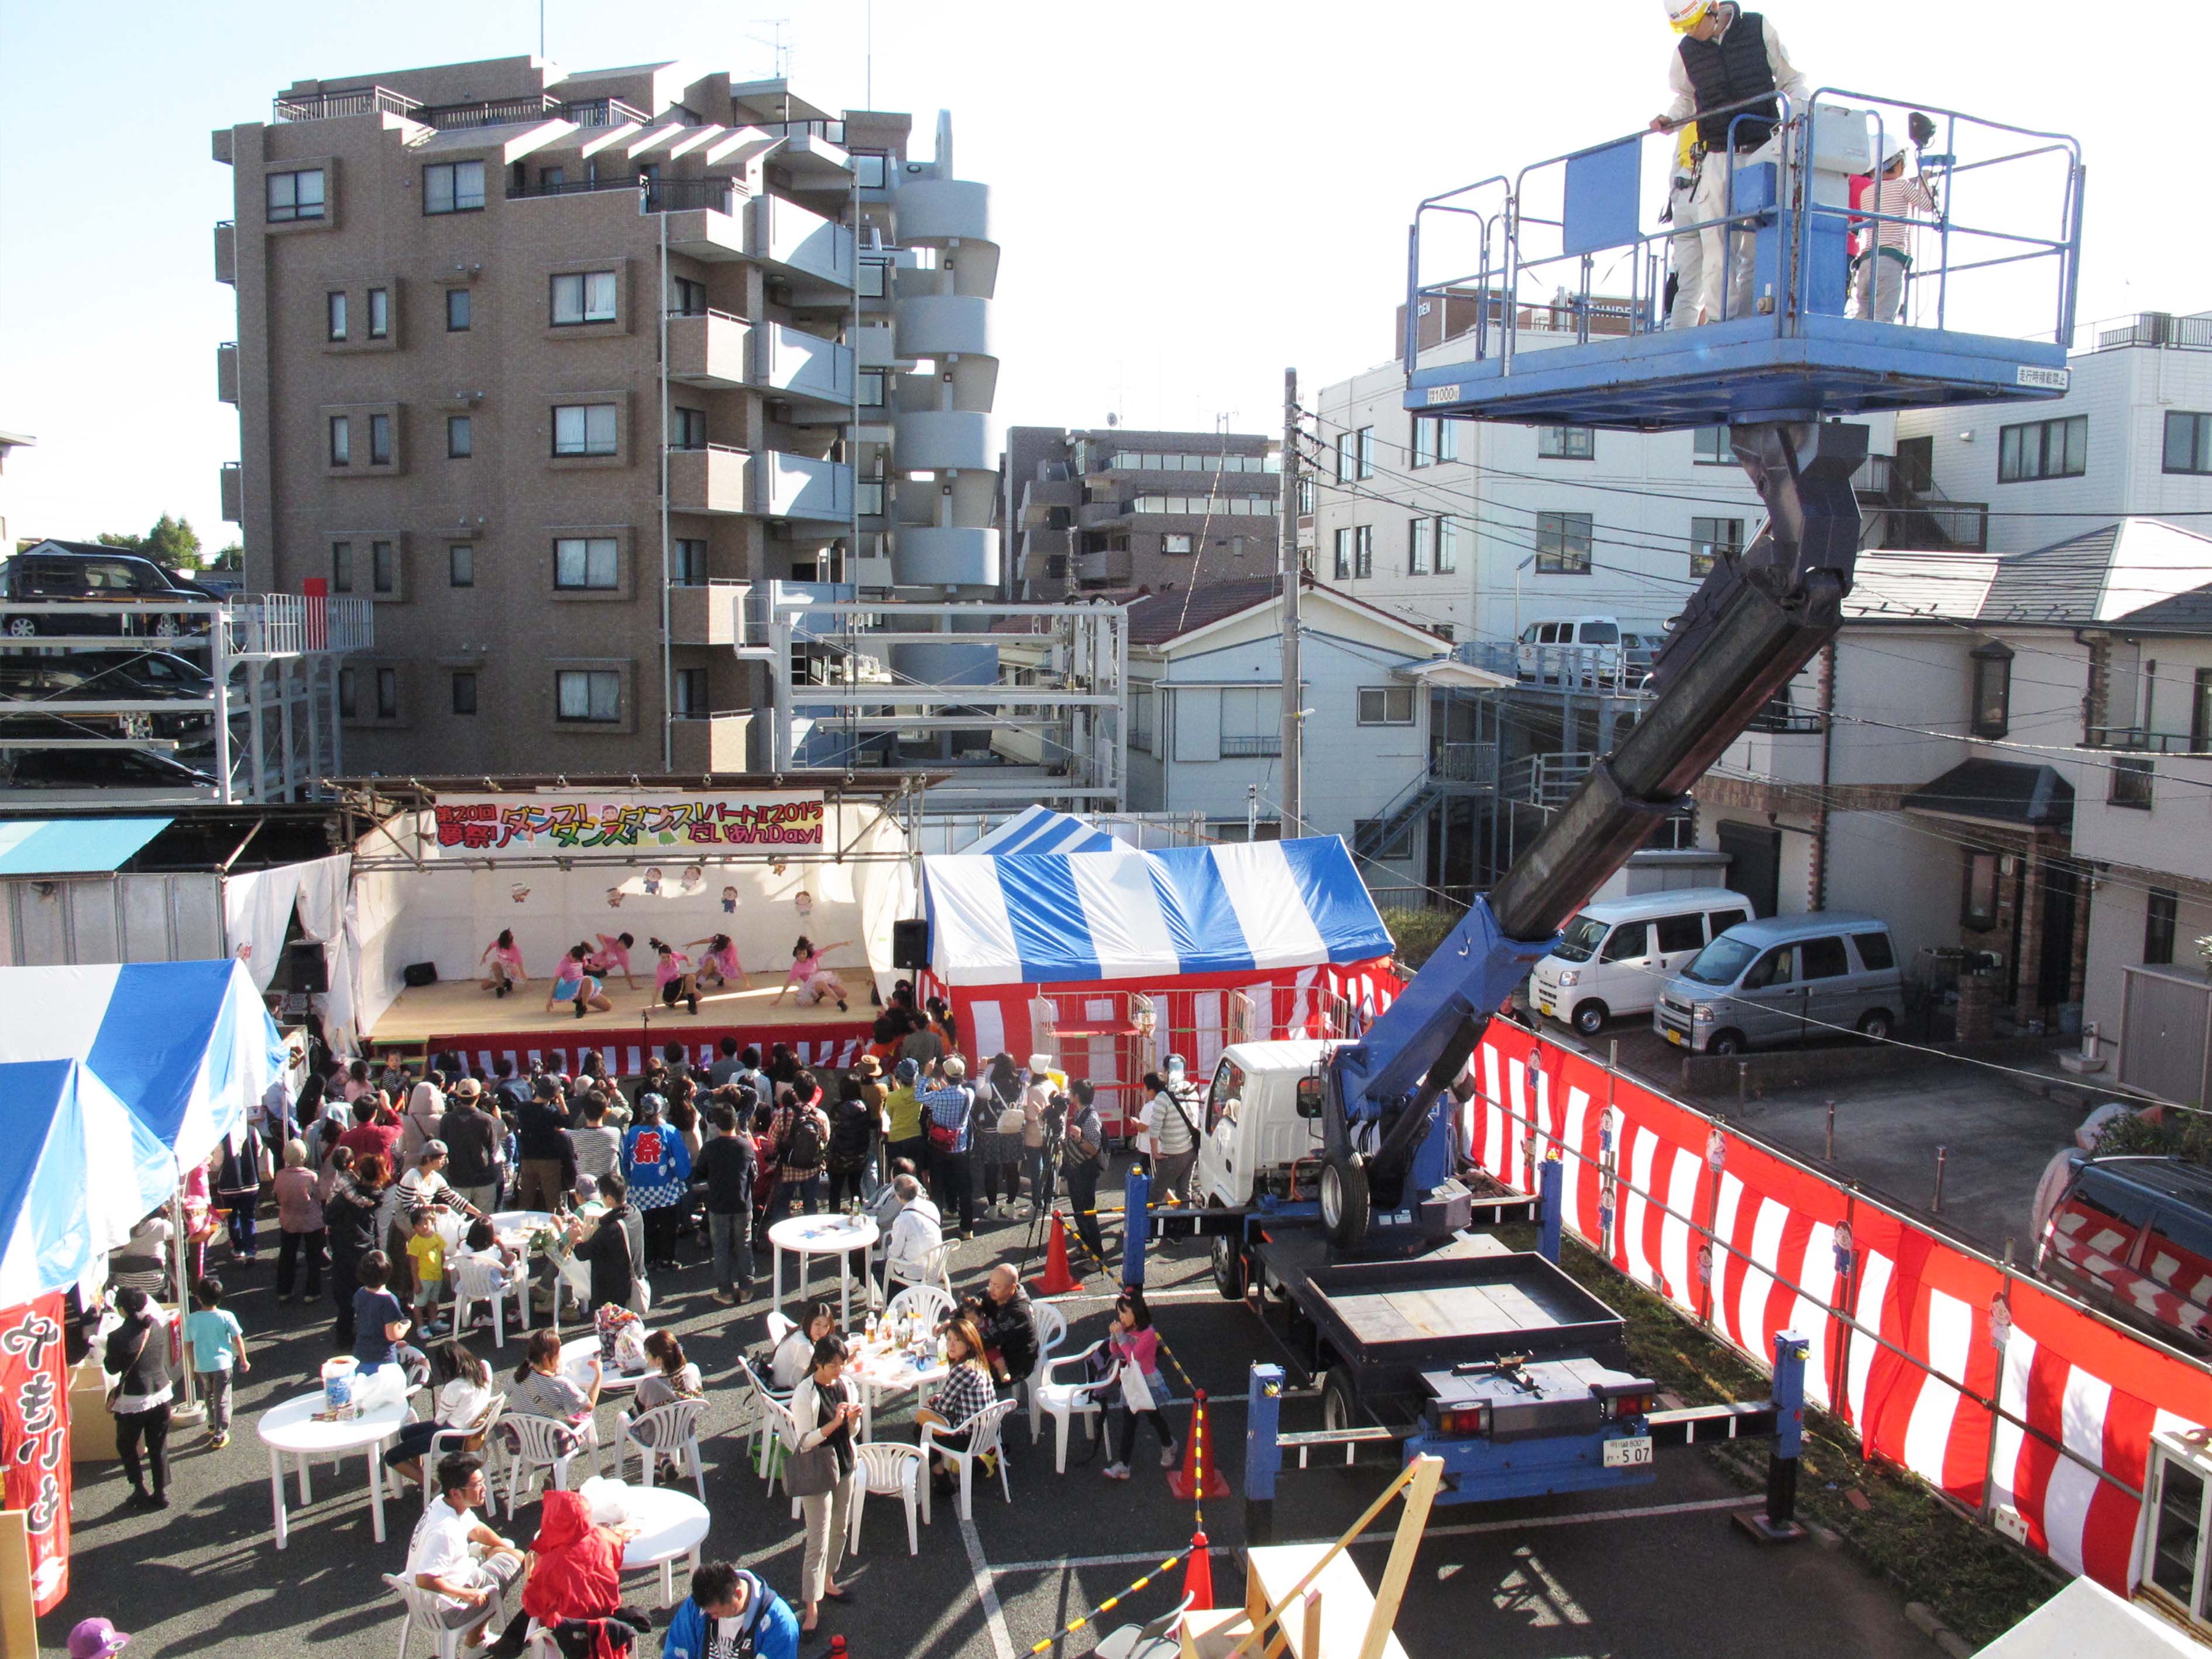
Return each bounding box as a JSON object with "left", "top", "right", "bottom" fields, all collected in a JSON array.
[{"left": 782, "top": 1383, "right": 847, "bottom": 1497}]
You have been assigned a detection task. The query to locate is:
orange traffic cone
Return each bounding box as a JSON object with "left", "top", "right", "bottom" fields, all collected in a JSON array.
[
  {"left": 1030, "top": 1211, "right": 1081, "bottom": 1296},
  {"left": 1181, "top": 1529, "right": 1214, "bottom": 1612},
  {"left": 1166, "top": 1390, "right": 1231, "bottom": 1501}
]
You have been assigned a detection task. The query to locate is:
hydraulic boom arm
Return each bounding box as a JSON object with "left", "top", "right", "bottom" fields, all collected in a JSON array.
[{"left": 1318, "top": 420, "right": 1867, "bottom": 1249}]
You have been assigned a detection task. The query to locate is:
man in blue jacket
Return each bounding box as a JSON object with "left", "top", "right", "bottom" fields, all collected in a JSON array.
[{"left": 662, "top": 1560, "right": 800, "bottom": 1659}]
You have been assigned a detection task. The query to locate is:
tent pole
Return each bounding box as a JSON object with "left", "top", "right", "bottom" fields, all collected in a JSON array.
[{"left": 169, "top": 1165, "right": 205, "bottom": 1427}]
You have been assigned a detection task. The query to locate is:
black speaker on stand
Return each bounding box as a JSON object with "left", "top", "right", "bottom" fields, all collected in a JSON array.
[
  {"left": 287, "top": 939, "right": 330, "bottom": 995},
  {"left": 891, "top": 918, "right": 930, "bottom": 972}
]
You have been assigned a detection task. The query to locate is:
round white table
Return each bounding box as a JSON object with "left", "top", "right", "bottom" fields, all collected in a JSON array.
[
  {"left": 845, "top": 1341, "right": 949, "bottom": 1442},
  {"left": 769, "top": 1214, "right": 880, "bottom": 1330},
  {"left": 257, "top": 1387, "right": 412, "bottom": 1550},
  {"left": 560, "top": 1334, "right": 649, "bottom": 1394},
  {"left": 619, "top": 1485, "right": 711, "bottom": 1606}
]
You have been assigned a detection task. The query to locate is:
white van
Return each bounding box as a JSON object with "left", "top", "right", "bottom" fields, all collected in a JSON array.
[
  {"left": 1516, "top": 616, "right": 1624, "bottom": 683},
  {"left": 1529, "top": 887, "right": 1756, "bottom": 1036}
]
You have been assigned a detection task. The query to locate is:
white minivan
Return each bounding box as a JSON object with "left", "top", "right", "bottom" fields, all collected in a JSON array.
[
  {"left": 1529, "top": 887, "right": 1756, "bottom": 1037},
  {"left": 1516, "top": 616, "right": 1624, "bottom": 683}
]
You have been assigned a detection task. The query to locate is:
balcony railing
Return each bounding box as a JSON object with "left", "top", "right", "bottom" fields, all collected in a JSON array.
[
  {"left": 2084, "top": 725, "right": 2210, "bottom": 754},
  {"left": 645, "top": 178, "right": 740, "bottom": 215},
  {"left": 1429, "top": 741, "right": 1497, "bottom": 785},
  {"left": 273, "top": 85, "right": 422, "bottom": 122},
  {"left": 1501, "top": 750, "right": 1596, "bottom": 809},
  {"left": 1218, "top": 734, "right": 1283, "bottom": 758},
  {"left": 276, "top": 85, "right": 651, "bottom": 129},
  {"left": 2085, "top": 311, "right": 2212, "bottom": 353}
]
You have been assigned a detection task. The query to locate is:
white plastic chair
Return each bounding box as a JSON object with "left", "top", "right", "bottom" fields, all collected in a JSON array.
[
  {"left": 1093, "top": 1593, "right": 1195, "bottom": 1659},
  {"left": 1023, "top": 1303, "right": 1069, "bottom": 1434},
  {"left": 449, "top": 1255, "right": 521, "bottom": 1349},
  {"left": 753, "top": 1380, "right": 807, "bottom": 1516},
  {"left": 381, "top": 1570, "right": 472, "bottom": 1659},
  {"left": 848, "top": 1441, "right": 924, "bottom": 1557},
  {"left": 739, "top": 1360, "right": 796, "bottom": 1491},
  {"left": 884, "top": 1283, "right": 956, "bottom": 1331},
  {"left": 919, "top": 1397, "right": 1016, "bottom": 1521},
  {"left": 764, "top": 1309, "right": 796, "bottom": 1348},
  {"left": 1030, "top": 1339, "right": 1110, "bottom": 1473},
  {"left": 884, "top": 1240, "right": 953, "bottom": 1299},
  {"left": 415, "top": 1397, "right": 506, "bottom": 1501},
  {"left": 619, "top": 1399, "right": 706, "bottom": 1502},
  {"left": 496, "top": 1413, "right": 594, "bottom": 1516}
]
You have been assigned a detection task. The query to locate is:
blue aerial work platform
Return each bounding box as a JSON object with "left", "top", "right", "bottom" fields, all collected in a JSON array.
[{"left": 1404, "top": 90, "right": 2084, "bottom": 432}]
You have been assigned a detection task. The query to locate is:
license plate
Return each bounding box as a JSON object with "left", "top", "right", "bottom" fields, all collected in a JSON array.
[
  {"left": 1603, "top": 1435, "right": 1654, "bottom": 1468},
  {"left": 1535, "top": 996, "right": 1554, "bottom": 1016},
  {"left": 1661, "top": 1027, "right": 1685, "bottom": 1047}
]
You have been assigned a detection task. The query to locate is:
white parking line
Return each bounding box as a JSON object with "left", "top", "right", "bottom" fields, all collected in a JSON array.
[
  {"left": 984, "top": 1495, "right": 1753, "bottom": 1575},
  {"left": 962, "top": 1512, "right": 1019, "bottom": 1659}
]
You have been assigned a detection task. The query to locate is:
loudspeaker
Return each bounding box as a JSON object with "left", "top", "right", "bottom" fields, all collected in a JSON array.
[
  {"left": 401, "top": 961, "right": 439, "bottom": 989},
  {"left": 287, "top": 939, "right": 330, "bottom": 994},
  {"left": 891, "top": 918, "right": 930, "bottom": 971}
]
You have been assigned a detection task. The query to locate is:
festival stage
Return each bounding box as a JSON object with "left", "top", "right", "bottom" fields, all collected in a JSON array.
[{"left": 363, "top": 975, "right": 873, "bottom": 1076}]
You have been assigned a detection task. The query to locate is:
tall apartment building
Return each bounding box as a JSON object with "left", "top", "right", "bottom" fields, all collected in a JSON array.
[
  {"left": 212, "top": 55, "right": 999, "bottom": 777},
  {"left": 1004, "top": 427, "right": 1279, "bottom": 600}
]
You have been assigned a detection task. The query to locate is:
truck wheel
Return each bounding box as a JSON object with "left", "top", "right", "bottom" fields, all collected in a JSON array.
[
  {"left": 1572, "top": 999, "right": 1609, "bottom": 1036},
  {"left": 1321, "top": 1153, "right": 1370, "bottom": 1252},
  {"left": 1708, "top": 1029, "right": 1746, "bottom": 1056},
  {"left": 1321, "top": 1366, "right": 1360, "bottom": 1434},
  {"left": 1857, "top": 1009, "right": 1894, "bottom": 1041},
  {"left": 1211, "top": 1234, "right": 1248, "bottom": 1301}
]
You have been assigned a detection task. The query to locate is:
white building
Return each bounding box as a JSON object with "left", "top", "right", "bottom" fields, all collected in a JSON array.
[
  {"left": 0, "top": 430, "right": 32, "bottom": 550},
  {"left": 1122, "top": 576, "right": 1509, "bottom": 889}
]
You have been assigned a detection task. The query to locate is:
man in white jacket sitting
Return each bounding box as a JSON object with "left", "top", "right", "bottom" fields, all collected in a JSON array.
[{"left": 881, "top": 1173, "right": 944, "bottom": 1293}]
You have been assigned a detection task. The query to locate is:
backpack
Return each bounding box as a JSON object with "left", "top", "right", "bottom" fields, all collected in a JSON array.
[{"left": 782, "top": 1102, "right": 827, "bottom": 1169}]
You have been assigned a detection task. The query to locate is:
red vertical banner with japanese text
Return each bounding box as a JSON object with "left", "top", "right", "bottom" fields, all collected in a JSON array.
[{"left": 0, "top": 1294, "right": 72, "bottom": 1613}]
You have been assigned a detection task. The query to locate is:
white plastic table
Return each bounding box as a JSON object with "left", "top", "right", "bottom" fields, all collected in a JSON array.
[
  {"left": 845, "top": 1341, "right": 949, "bottom": 1441},
  {"left": 561, "top": 1334, "right": 649, "bottom": 1394},
  {"left": 257, "top": 1387, "right": 412, "bottom": 1550},
  {"left": 769, "top": 1214, "right": 880, "bottom": 1329},
  {"left": 619, "top": 1485, "right": 711, "bottom": 1606}
]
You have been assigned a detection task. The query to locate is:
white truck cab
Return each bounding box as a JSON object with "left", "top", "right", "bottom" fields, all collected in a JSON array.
[{"left": 1192, "top": 1038, "right": 1338, "bottom": 1213}]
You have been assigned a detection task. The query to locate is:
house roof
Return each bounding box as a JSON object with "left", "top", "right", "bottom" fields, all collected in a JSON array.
[
  {"left": 1123, "top": 575, "right": 1454, "bottom": 654},
  {"left": 1903, "top": 759, "right": 2074, "bottom": 829},
  {"left": 1850, "top": 519, "right": 2212, "bottom": 634}
]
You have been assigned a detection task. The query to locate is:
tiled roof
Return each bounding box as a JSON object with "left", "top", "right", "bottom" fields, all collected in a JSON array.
[
  {"left": 1850, "top": 519, "right": 2212, "bottom": 634},
  {"left": 1123, "top": 578, "right": 1284, "bottom": 644},
  {"left": 1904, "top": 759, "right": 2073, "bottom": 828}
]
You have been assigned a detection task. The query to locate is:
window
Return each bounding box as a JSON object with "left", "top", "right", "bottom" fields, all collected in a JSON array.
[
  {"left": 1963, "top": 850, "right": 2000, "bottom": 929},
  {"left": 550, "top": 271, "right": 618, "bottom": 326},
  {"left": 1436, "top": 514, "right": 1461, "bottom": 574},
  {"left": 858, "top": 480, "right": 887, "bottom": 516},
  {"left": 1355, "top": 819, "right": 1416, "bottom": 860},
  {"left": 1412, "top": 414, "right": 1458, "bottom": 466},
  {"left": 1297, "top": 476, "right": 1315, "bottom": 516},
  {"left": 451, "top": 672, "right": 478, "bottom": 716},
  {"left": 1998, "top": 414, "right": 2087, "bottom": 483},
  {"left": 858, "top": 371, "right": 885, "bottom": 408},
  {"left": 557, "top": 669, "right": 621, "bottom": 723},
  {"left": 370, "top": 539, "right": 396, "bottom": 594},
  {"left": 2146, "top": 889, "right": 2179, "bottom": 966},
  {"left": 1538, "top": 424, "right": 1595, "bottom": 460},
  {"left": 1332, "top": 528, "right": 1350, "bottom": 581},
  {"left": 2111, "top": 754, "right": 2155, "bottom": 809},
  {"left": 327, "top": 291, "right": 349, "bottom": 341},
  {"left": 853, "top": 152, "right": 888, "bottom": 189},
  {"left": 672, "top": 537, "right": 707, "bottom": 585},
  {"left": 1970, "top": 641, "right": 2012, "bottom": 739},
  {"left": 329, "top": 415, "right": 351, "bottom": 466},
  {"left": 1407, "top": 517, "right": 1431, "bottom": 575},
  {"left": 331, "top": 541, "right": 353, "bottom": 593},
  {"left": 2165, "top": 411, "right": 2212, "bottom": 476},
  {"left": 1335, "top": 431, "right": 1356, "bottom": 483},
  {"left": 538, "top": 164, "right": 566, "bottom": 190},
  {"left": 1692, "top": 425, "right": 1732, "bottom": 465},
  {"left": 669, "top": 275, "right": 707, "bottom": 317},
  {"left": 375, "top": 666, "right": 398, "bottom": 720},
  {"left": 338, "top": 667, "right": 356, "bottom": 719},
  {"left": 1853, "top": 931, "right": 1895, "bottom": 971},
  {"left": 672, "top": 407, "right": 707, "bottom": 450},
  {"left": 1536, "top": 510, "right": 1593, "bottom": 574},
  {"left": 673, "top": 668, "right": 708, "bottom": 717},
  {"left": 1800, "top": 937, "right": 1851, "bottom": 980},
  {"left": 1690, "top": 516, "right": 1743, "bottom": 578},
  {"left": 1654, "top": 913, "right": 1706, "bottom": 954},
  {"left": 1130, "top": 688, "right": 1154, "bottom": 753},
  {"left": 1162, "top": 534, "right": 1194, "bottom": 555},
  {"left": 446, "top": 415, "right": 472, "bottom": 459},
  {"left": 423, "top": 159, "right": 486, "bottom": 215},
  {"left": 1218, "top": 689, "right": 1279, "bottom": 757},
  {"left": 1354, "top": 524, "right": 1373, "bottom": 578},
  {"left": 1358, "top": 685, "right": 1414, "bottom": 725},
  {"left": 1600, "top": 922, "right": 1648, "bottom": 963},
  {"left": 445, "top": 287, "right": 471, "bottom": 331},
  {"left": 554, "top": 537, "right": 619, "bottom": 590},
  {"left": 2195, "top": 669, "right": 2212, "bottom": 753},
  {"left": 552, "top": 403, "right": 618, "bottom": 456},
  {"left": 1356, "top": 427, "right": 1375, "bottom": 481},
  {"left": 265, "top": 168, "right": 325, "bottom": 222},
  {"left": 366, "top": 287, "right": 389, "bottom": 339},
  {"left": 368, "top": 413, "right": 391, "bottom": 466},
  {"left": 448, "top": 544, "right": 474, "bottom": 587},
  {"left": 857, "top": 260, "right": 888, "bottom": 298}
]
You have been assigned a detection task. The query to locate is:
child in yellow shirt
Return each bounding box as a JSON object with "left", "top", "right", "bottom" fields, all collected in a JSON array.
[{"left": 405, "top": 1210, "right": 449, "bottom": 1338}]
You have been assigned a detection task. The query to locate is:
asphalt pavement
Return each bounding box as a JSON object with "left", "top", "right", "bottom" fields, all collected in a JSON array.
[{"left": 44, "top": 1173, "right": 1946, "bottom": 1658}]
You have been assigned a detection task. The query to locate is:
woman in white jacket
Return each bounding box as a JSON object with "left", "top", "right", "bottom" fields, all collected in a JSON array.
[{"left": 788, "top": 1334, "right": 861, "bottom": 1637}]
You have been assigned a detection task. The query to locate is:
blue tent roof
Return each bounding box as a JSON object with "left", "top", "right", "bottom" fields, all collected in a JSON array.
[
  {"left": 0, "top": 817, "right": 170, "bottom": 874},
  {"left": 0, "top": 1060, "right": 163, "bottom": 1306}
]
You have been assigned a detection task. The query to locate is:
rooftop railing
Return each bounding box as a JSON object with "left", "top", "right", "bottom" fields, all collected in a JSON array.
[
  {"left": 274, "top": 87, "right": 650, "bottom": 130},
  {"left": 273, "top": 85, "right": 421, "bottom": 122}
]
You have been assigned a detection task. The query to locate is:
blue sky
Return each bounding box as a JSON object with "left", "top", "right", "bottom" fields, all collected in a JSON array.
[{"left": 2, "top": 0, "right": 2207, "bottom": 545}]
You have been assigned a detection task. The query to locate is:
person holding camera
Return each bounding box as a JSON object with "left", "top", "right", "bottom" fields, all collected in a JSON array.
[{"left": 1058, "top": 1081, "right": 1109, "bottom": 1264}]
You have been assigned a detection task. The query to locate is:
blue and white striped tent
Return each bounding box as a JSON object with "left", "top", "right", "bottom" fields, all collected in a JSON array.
[
  {"left": 923, "top": 833, "right": 1394, "bottom": 988},
  {"left": 967, "top": 805, "right": 1121, "bottom": 858},
  {"left": 0, "top": 960, "right": 286, "bottom": 1301},
  {"left": 0, "top": 1061, "right": 164, "bottom": 1308}
]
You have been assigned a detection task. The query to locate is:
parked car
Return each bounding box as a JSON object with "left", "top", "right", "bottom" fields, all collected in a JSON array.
[
  {"left": 2036, "top": 1155, "right": 2212, "bottom": 1355},
  {"left": 1653, "top": 912, "right": 1902, "bottom": 1055},
  {"left": 0, "top": 549, "right": 218, "bottom": 637},
  {"left": 1515, "top": 616, "right": 1632, "bottom": 684},
  {"left": 1619, "top": 629, "right": 1664, "bottom": 681},
  {"left": 4, "top": 746, "right": 218, "bottom": 791},
  {"left": 0, "top": 651, "right": 215, "bottom": 740},
  {"left": 1530, "top": 887, "right": 1756, "bottom": 1036}
]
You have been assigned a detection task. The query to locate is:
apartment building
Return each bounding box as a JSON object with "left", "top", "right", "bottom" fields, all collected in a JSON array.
[
  {"left": 213, "top": 56, "right": 998, "bottom": 777},
  {"left": 0, "top": 429, "right": 31, "bottom": 549},
  {"left": 1698, "top": 519, "right": 2212, "bottom": 1092},
  {"left": 1004, "top": 427, "right": 1280, "bottom": 600},
  {"left": 1898, "top": 311, "right": 2212, "bottom": 557}
]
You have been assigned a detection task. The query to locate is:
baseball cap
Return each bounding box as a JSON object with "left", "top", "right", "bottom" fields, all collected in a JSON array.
[
  {"left": 423, "top": 1139, "right": 448, "bottom": 1159},
  {"left": 894, "top": 1058, "right": 918, "bottom": 1083},
  {"left": 69, "top": 1620, "right": 131, "bottom": 1659}
]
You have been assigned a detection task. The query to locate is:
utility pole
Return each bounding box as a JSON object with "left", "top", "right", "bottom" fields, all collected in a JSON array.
[{"left": 1278, "top": 367, "right": 1304, "bottom": 838}]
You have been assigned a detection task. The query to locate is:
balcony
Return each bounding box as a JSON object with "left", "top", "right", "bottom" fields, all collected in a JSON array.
[
  {"left": 666, "top": 310, "right": 753, "bottom": 390},
  {"left": 667, "top": 445, "right": 751, "bottom": 516},
  {"left": 214, "top": 221, "right": 235, "bottom": 285},
  {"left": 669, "top": 711, "right": 754, "bottom": 774},
  {"left": 754, "top": 451, "right": 852, "bottom": 523},
  {"left": 894, "top": 410, "right": 992, "bottom": 473},
  {"left": 1429, "top": 741, "right": 1498, "bottom": 786},
  {"left": 748, "top": 195, "right": 854, "bottom": 297},
  {"left": 1219, "top": 734, "right": 1283, "bottom": 758},
  {"left": 850, "top": 554, "right": 895, "bottom": 590},
  {"left": 2083, "top": 726, "right": 2211, "bottom": 754},
  {"left": 1500, "top": 750, "right": 1596, "bottom": 809},
  {"left": 219, "top": 463, "right": 242, "bottom": 524},
  {"left": 216, "top": 342, "right": 239, "bottom": 404},
  {"left": 894, "top": 527, "right": 998, "bottom": 589},
  {"left": 271, "top": 85, "right": 649, "bottom": 129},
  {"left": 273, "top": 84, "right": 423, "bottom": 122},
  {"left": 1076, "top": 502, "right": 1129, "bottom": 531},
  {"left": 1074, "top": 547, "right": 1132, "bottom": 586},
  {"left": 668, "top": 581, "right": 773, "bottom": 652},
  {"left": 854, "top": 324, "right": 902, "bottom": 370},
  {"left": 755, "top": 323, "right": 854, "bottom": 413}
]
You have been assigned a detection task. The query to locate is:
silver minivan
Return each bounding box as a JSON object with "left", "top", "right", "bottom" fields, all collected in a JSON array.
[{"left": 1653, "top": 912, "right": 1903, "bottom": 1055}]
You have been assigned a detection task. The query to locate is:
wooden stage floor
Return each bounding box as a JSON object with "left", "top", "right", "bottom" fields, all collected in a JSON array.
[{"left": 366, "top": 976, "right": 873, "bottom": 1075}]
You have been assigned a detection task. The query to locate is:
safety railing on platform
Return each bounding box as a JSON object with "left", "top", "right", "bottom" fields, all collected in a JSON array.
[{"left": 1408, "top": 89, "right": 2084, "bottom": 375}]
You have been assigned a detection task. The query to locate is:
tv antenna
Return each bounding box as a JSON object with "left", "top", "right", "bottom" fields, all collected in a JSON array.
[{"left": 747, "top": 18, "right": 795, "bottom": 80}]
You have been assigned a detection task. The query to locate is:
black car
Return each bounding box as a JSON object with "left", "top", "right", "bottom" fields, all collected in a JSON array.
[
  {"left": 1, "top": 547, "right": 218, "bottom": 638},
  {"left": 4, "top": 747, "right": 219, "bottom": 791},
  {"left": 0, "top": 651, "right": 214, "bottom": 740}
]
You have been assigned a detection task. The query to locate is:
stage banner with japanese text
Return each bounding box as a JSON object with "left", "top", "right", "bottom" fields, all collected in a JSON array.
[
  {"left": 431, "top": 792, "right": 826, "bottom": 857},
  {"left": 0, "top": 1294, "right": 72, "bottom": 1614}
]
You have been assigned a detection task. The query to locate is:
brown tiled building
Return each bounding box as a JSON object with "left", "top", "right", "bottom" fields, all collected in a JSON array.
[{"left": 214, "top": 56, "right": 995, "bottom": 777}]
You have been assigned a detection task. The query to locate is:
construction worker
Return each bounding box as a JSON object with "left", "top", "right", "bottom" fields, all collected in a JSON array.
[
  {"left": 1649, "top": 0, "right": 1809, "bottom": 326},
  {"left": 1662, "top": 125, "right": 1702, "bottom": 330},
  {"left": 1852, "top": 139, "right": 1939, "bottom": 324}
]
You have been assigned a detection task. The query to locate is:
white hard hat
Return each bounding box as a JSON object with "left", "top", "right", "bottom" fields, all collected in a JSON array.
[
  {"left": 1881, "top": 139, "right": 1910, "bottom": 172},
  {"left": 1667, "top": 0, "right": 1713, "bottom": 30}
]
